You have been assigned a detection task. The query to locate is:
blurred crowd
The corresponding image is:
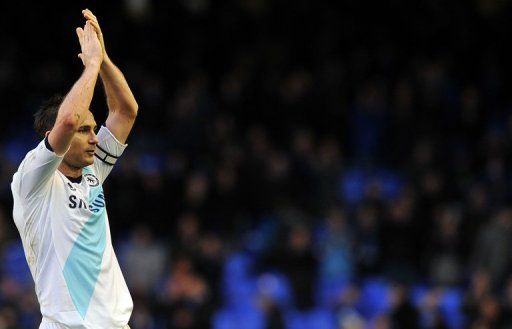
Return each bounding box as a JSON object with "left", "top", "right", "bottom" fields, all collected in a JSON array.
[{"left": 2, "top": 0, "right": 512, "bottom": 328}]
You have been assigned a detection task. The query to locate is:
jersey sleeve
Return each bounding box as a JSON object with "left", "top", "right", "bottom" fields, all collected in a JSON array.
[
  {"left": 92, "top": 125, "right": 128, "bottom": 184},
  {"left": 13, "top": 138, "right": 64, "bottom": 199}
]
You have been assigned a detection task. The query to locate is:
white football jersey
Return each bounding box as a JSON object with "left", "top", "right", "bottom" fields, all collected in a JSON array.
[{"left": 11, "top": 126, "right": 133, "bottom": 329}]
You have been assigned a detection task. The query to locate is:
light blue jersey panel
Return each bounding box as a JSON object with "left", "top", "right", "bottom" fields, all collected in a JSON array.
[{"left": 63, "top": 168, "right": 107, "bottom": 319}]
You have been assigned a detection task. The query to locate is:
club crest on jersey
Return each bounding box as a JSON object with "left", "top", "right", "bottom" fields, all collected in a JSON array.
[{"left": 84, "top": 174, "right": 99, "bottom": 187}]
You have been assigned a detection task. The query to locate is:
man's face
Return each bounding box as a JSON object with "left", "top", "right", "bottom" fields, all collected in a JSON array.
[{"left": 63, "top": 111, "right": 99, "bottom": 169}]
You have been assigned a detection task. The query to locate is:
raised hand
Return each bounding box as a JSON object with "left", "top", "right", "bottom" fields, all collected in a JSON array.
[
  {"left": 76, "top": 21, "right": 103, "bottom": 68},
  {"left": 82, "top": 9, "right": 108, "bottom": 61}
]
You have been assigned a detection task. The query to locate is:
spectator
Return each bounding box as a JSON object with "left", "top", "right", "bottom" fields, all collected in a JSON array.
[
  {"left": 261, "top": 222, "right": 318, "bottom": 310},
  {"left": 427, "top": 204, "right": 463, "bottom": 286},
  {"left": 389, "top": 284, "right": 420, "bottom": 329},
  {"left": 354, "top": 201, "right": 382, "bottom": 277},
  {"left": 318, "top": 206, "right": 354, "bottom": 283},
  {"left": 464, "top": 270, "right": 493, "bottom": 324},
  {"left": 472, "top": 208, "right": 512, "bottom": 289},
  {"left": 121, "top": 226, "right": 167, "bottom": 298},
  {"left": 160, "top": 254, "right": 212, "bottom": 329}
]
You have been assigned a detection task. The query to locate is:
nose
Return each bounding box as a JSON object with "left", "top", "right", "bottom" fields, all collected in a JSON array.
[{"left": 89, "top": 131, "right": 99, "bottom": 145}]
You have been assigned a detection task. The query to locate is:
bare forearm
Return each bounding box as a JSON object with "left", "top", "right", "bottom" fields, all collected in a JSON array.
[
  {"left": 100, "top": 57, "right": 138, "bottom": 119},
  {"left": 61, "top": 65, "right": 101, "bottom": 124},
  {"left": 48, "top": 65, "right": 100, "bottom": 154},
  {"left": 82, "top": 9, "right": 137, "bottom": 143}
]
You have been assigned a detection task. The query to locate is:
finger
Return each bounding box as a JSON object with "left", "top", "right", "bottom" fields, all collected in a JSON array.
[
  {"left": 84, "top": 11, "right": 97, "bottom": 21},
  {"left": 82, "top": 9, "right": 97, "bottom": 22},
  {"left": 84, "top": 21, "right": 93, "bottom": 35},
  {"left": 84, "top": 12, "right": 97, "bottom": 23},
  {"left": 82, "top": 24, "right": 89, "bottom": 42},
  {"left": 76, "top": 27, "right": 84, "bottom": 38},
  {"left": 76, "top": 27, "right": 84, "bottom": 45},
  {"left": 82, "top": 8, "right": 93, "bottom": 16},
  {"left": 83, "top": 24, "right": 94, "bottom": 44},
  {"left": 84, "top": 14, "right": 96, "bottom": 24},
  {"left": 88, "top": 20, "right": 102, "bottom": 34}
]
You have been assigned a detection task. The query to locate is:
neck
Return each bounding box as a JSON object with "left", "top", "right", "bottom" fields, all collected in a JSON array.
[{"left": 58, "top": 162, "right": 83, "bottom": 178}]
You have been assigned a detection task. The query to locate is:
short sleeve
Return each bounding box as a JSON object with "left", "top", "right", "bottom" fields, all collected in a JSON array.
[
  {"left": 92, "top": 126, "right": 128, "bottom": 183},
  {"left": 12, "top": 139, "right": 64, "bottom": 199}
]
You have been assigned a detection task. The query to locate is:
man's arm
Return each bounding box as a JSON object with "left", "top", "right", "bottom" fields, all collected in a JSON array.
[
  {"left": 101, "top": 58, "right": 138, "bottom": 144},
  {"left": 84, "top": 9, "right": 138, "bottom": 145},
  {"left": 48, "top": 21, "right": 103, "bottom": 155}
]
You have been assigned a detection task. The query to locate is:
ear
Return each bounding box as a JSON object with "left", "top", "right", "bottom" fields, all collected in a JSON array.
[{"left": 45, "top": 131, "right": 51, "bottom": 138}]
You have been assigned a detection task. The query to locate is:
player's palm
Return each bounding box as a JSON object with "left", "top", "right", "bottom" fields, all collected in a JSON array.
[
  {"left": 83, "top": 9, "right": 107, "bottom": 59},
  {"left": 76, "top": 22, "right": 103, "bottom": 68}
]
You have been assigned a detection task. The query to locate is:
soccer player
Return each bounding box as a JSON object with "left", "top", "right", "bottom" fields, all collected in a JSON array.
[{"left": 10, "top": 9, "right": 138, "bottom": 329}]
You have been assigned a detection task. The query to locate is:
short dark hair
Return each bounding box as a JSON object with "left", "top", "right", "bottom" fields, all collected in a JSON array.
[{"left": 34, "top": 94, "right": 65, "bottom": 137}]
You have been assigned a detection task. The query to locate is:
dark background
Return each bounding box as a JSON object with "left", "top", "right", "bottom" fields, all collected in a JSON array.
[{"left": 2, "top": 0, "right": 512, "bottom": 328}]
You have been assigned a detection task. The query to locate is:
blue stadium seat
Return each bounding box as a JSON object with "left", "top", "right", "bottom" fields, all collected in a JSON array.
[
  {"left": 284, "top": 308, "right": 336, "bottom": 329},
  {"left": 356, "top": 277, "right": 391, "bottom": 319},
  {"left": 375, "top": 169, "right": 404, "bottom": 200},
  {"left": 257, "top": 272, "right": 294, "bottom": 309},
  {"left": 340, "top": 168, "right": 404, "bottom": 205},
  {"left": 340, "top": 169, "right": 366, "bottom": 205},
  {"left": 315, "top": 278, "right": 350, "bottom": 308},
  {"left": 439, "top": 288, "right": 465, "bottom": 329},
  {"left": 19, "top": 310, "right": 40, "bottom": 329},
  {"left": 410, "top": 284, "right": 429, "bottom": 308},
  {"left": 307, "top": 309, "right": 336, "bottom": 329},
  {"left": 224, "top": 278, "right": 259, "bottom": 310},
  {"left": 222, "top": 253, "right": 259, "bottom": 309},
  {"left": 409, "top": 285, "right": 438, "bottom": 328},
  {"left": 2, "top": 241, "right": 32, "bottom": 287},
  {"left": 223, "top": 252, "right": 253, "bottom": 281},
  {"left": 213, "top": 307, "right": 265, "bottom": 329}
]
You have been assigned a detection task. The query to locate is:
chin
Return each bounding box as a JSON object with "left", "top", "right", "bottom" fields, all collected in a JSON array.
[{"left": 84, "top": 156, "right": 95, "bottom": 166}]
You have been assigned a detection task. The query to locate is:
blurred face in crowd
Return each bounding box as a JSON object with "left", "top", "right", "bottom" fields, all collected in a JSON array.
[
  {"left": 479, "top": 294, "right": 501, "bottom": 322},
  {"left": 289, "top": 226, "right": 311, "bottom": 252}
]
